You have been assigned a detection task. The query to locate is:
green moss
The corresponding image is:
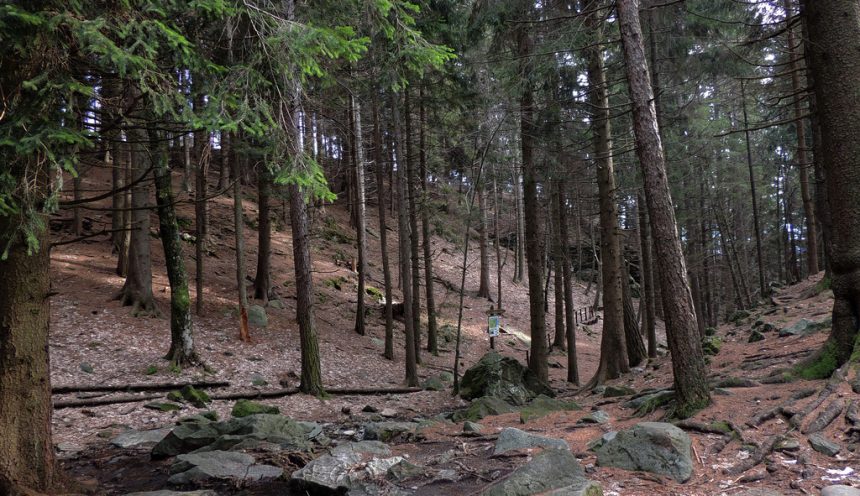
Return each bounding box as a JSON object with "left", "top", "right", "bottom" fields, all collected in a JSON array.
[
  {"left": 231, "top": 399, "right": 280, "bottom": 417},
  {"left": 366, "top": 285, "right": 384, "bottom": 300},
  {"left": 794, "top": 341, "right": 839, "bottom": 379},
  {"left": 730, "top": 309, "right": 751, "bottom": 324},
  {"left": 323, "top": 276, "right": 348, "bottom": 291},
  {"left": 672, "top": 396, "right": 711, "bottom": 420},
  {"left": 168, "top": 363, "right": 182, "bottom": 375},
  {"left": 180, "top": 385, "right": 211, "bottom": 408},
  {"left": 145, "top": 365, "right": 158, "bottom": 375},
  {"left": 709, "top": 420, "right": 732, "bottom": 434},
  {"left": 167, "top": 390, "right": 184, "bottom": 402},
  {"left": 702, "top": 336, "right": 722, "bottom": 356}
]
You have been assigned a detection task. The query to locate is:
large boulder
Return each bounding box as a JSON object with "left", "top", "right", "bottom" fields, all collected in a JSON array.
[
  {"left": 247, "top": 305, "right": 268, "bottom": 327},
  {"left": 480, "top": 449, "right": 600, "bottom": 496},
  {"left": 291, "top": 441, "right": 408, "bottom": 495},
  {"left": 519, "top": 395, "right": 580, "bottom": 424},
  {"left": 822, "top": 486, "right": 860, "bottom": 496},
  {"left": 493, "top": 428, "right": 569, "bottom": 456},
  {"left": 459, "top": 352, "right": 554, "bottom": 406},
  {"left": 778, "top": 317, "right": 831, "bottom": 337},
  {"left": 361, "top": 421, "right": 422, "bottom": 442},
  {"left": 152, "top": 414, "right": 321, "bottom": 458},
  {"left": 167, "top": 450, "right": 282, "bottom": 485},
  {"left": 596, "top": 422, "right": 693, "bottom": 483}
]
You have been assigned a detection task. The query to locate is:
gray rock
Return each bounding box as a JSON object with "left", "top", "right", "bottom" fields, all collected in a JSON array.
[
  {"left": 519, "top": 395, "right": 580, "bottom": 424},
  {"left": 380, "top": 408, "right": 398, "bottom": 418},
  {"left": 451, "top": 396, "right": 519, "bottom": 422},
  {"left": 596, "top": 422, "right": 693, "bottom": 483},
  {"left": 291, "top": 441, "right": 407, "bottom": 495},
  {"left": 587, "top": 432, "right": 617, "bottom": 452},
  {"left": 459, "top": 352, "right": 554, "bottom": 406},
  {"left": 809, "top": 433, "right": 841, "bottom": 457},
  {"left": 111, "top": 428, "right": 171, "bottom": 449},
  {"left": 80, "top": 362, "right": 94, "bottom": 374},
  {"left": 822, "top": 486, "right": 860, "bottom": 496},
  {"left": 778, "top": 317, "right": 830, "bottom": 337},
  {"left": 464, "top": 421, "right": 484, "bottom": 434},
  {"left": 152, "top": 413, "right": 320, "bottom": 458},
  {"left": 543, "top": 479, "right": 604, "bottom": 496},
  {"left": 578, "top": 410, "right": 610, "bottom": 425},
  {"left": 481, "top": 449, "right": 598, "bottom": 496},
  {"left": 775, "top": 437, "right": 801, "bottom": 452},
  {"left": 267, "top": 299, "right": 286, "bottom": 310},
  {"left": 603, "top": 385, "right": 635, "bottom": 398},
  {"left": 493, "top": 428, "right": 569, "bottom": 456},
  {"left": 748, "top": 329, "right": 765, "bottom": 343},
  {"left": 167, "top": 450, "right": 282, "bottom": 485},
  {"left": 362, "top": 421, "right": 421, "bottom": 442},
  {"left": 247, "top": 304, "right": 268, "bottom": 327},
  {"left": 422, "top": 375, "right": 446, "bottom": 391}
]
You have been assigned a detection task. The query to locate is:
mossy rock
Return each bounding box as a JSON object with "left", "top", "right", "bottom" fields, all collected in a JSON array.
[
  {"left": 247, "top": 305, "right": 268, "bottom": 328},
  {"left": 180, "top": 385, "right": 211, "bottom": 408},
  {"left": 421, "top": 375, "right": 446, "bottom": 392},
  {"left": 748, "top": 330, "right": 765, "bottom": 343},
  {"left": 167, "top": 390, "right": 184, "bottom": 402},
  {"left": 704, "top": 327, "right": 717, "bottom": 336},
  {"left": 701, "top": 336, "right": 722, "bottom": 356},
  {"left": 519, "top": 395, "right": 581, "bottom": 424},
  {"left": 365, "top": 285, "right": 384, "bottom": 301},
  {"left": 438, "top": 324, "right": 457, "bottom": 344},
  {"left": 730, "top": 310, "right": 751, "bottom": 324},
  {"left": 459, "top": 352, "right": 554, "bottom": 405},
  {"left": 232, "top": 399, "right": 280, "bottom": 418},
  {"left": 451, "top": 396, "right": 518, "bottom": 422},
  {"left": 323, "top": 276, "right": 348, "bottom": 291},
  {"left": 603, "top": 385, "right": 636, "bottom": 398}
]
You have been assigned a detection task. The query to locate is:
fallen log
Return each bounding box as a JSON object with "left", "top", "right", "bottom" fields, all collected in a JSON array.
[
  {"left": 53, "top": 386, "right": 425, "bottom": 409},
  {"left": 52, "top": 380, "right": 230, "bottom": 394},
  {"left": 54, "top": 394, "right": 162, "bottom": 409}
]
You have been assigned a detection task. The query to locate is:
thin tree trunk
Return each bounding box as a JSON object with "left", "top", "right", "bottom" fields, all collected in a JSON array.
[
  {"left": 392, "top": 94, "right": 418, "bottom": 386},
  {"left": 638, "top": 191, "right": 657, "bottom": 358},
  {"left": 617, "top": 0, "right": 710, "bottom": 417},
  {"left": 478, "top": 183, "right": 491, "bottom": 299},
  {"left": 419, "top": 85, "right": 438, "bottom": 354},
  {"left": 194, "top": 97, "right": 209, "bottom": 315},
  {"left": 404, "top": 87, "right": 422, "bottom": 365},
  {"left": 233, "top": 134, "right": 250, "bottom": 342},
  {"left": 623, "top": 263, "right": 648, "bottom": 367},
  {"left": 551, "top": 183, "right": 566, "bottom": 350},
  {"left": 151, "top": 130, "right": 198, "bottom": 366},
  {"left": 740, "top": 82, "right": 767, "bottom": 298},
  {"left": 373, "top": 91, "right": 395, "bottom": 360},
  {"left": 254, "top": 166, "right": 272, "bottom": 302},
  {"left": 784, "top": 0, "right": 818, "bottom": 277},
  {"left": 512, "top": 163, "right": 525, "bottom": 283},
  {"left": 351, "top": 94, "right": 368, "bottom": 336},
  {"left": 493, "top": 171, "right": 504, "bottom": 311},
  {"left": 558, "top": 179, "right": 578, "bottom": 383}
]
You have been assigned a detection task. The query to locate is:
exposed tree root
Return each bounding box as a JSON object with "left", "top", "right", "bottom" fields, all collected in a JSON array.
[
  {"left": 723, "top": 435, "right": 780, "bottom": 476},
  {"left": 747, "top": 388, "right": 815, "bottom": 428},
  {"left": 803, "top": 398, "right": 845, "bottom": 434}
]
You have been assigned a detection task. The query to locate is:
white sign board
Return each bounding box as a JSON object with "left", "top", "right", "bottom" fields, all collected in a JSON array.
[{"left": 488, "top": 315, "right": 501, "bottom": 337}]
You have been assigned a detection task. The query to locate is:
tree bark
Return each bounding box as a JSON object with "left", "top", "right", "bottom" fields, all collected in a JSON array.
[
  {"left": 404, "top": 87, "right": 422, "bottom": 365},
  {"left": 551, "top": 183, "right": 566, "bottom": 350},
  {"left": 638, "top": 192, "right": 657, "bottom": 357},
  {"left": 151, "top": 131, "right": 198, "bottom": 366},
  {"left": 193, "top": 94, "right": 209, "bottom": 315},
  {"left": 254, "top": 166, "right": 272, "bottom": 302},
  {"left": 801, "top": 0, "right": 860, "bottom": 374},
  {"left": 559, "top": 179, "right": 579, "bottom": 384},
  {"left": 419, "top": 85, "right": 439, "bottom": 354},
  {"left": 232, "top": 133, "right": 250, "bottom": 342},
  {"left": 740, "top": 82, "right": 768, "bottom": 298},
  {"left": 478, "top": 183, "right": 491, "bottom": 299},
  {"left": 617, "top": 0, "right": 711, "bottom": 417},
  {"left": 351, "top": 94, "right": 368, "bottom": 336},
  {"left": 0, "top": 204, "right": 56, "bottom": 494},
  {"left": 516, "top": 23, "right": 548, "bottom": 383},
  {"left": 373, "top": 91, "right": 395, "bottom": 360},
  {"left": 585, "top": 0, "right": 628, "bottom": 383},
  {"left": 623, "top": 263, "right": 648, "bottom": 367},
  {"left": 784, "top": 0, "right": 819, "bottom": 277}
]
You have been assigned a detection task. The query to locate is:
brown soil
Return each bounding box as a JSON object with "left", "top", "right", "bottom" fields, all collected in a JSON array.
[{"left": 49, "top": 168, "right": 858, "bottom": 495}]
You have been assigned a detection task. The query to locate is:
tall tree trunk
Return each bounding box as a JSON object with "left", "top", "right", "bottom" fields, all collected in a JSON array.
[
  {"left": 233, "top": 134, "right": 250, "bottom": 342},
  {"left": 151, "top": 130, "right": 198, "bottom": 366},
  {"left": 194, "top": 96, "right": 209, "bottom": 315},
  {"left": 740, "top": 82, "right": 768, "bottom": 298},
  {"left": 114, "top": 142, "right": 131, "bottom": 277},
  {"left": 118, "top": 89, "right": 158, "bottom": 316},
  {"left": 493, "top": 171, "right": 505, "bottom": 311},
  {"left": 404, "top": 87, "right": 422, "bottom": 365},
  {"left": 352, "top": 95, "right": 368, "bottom": 336},
  {"left": 373, "top": 91, "right": 395, "bottom": 360},
  {"left": 801, "top": 0, "right": 860, "bottom": 375},
  {"left": 254, "top": 166, "right": 272, "bottom": 302},
  {"left": 419, "top": 85, "right": 438, "bottom": 354},
  {"left": 551, "top": 183, "right": 566, "bottom": 350},
  {"left": 516, "top": 23, "right": 548, "bottom": 383},
  {"left": 393, "top": 94, "right": 418, "bottom": 386},
  {"left": 0, "top": 203, "right": 55, "bottom": 494},
  {"left": 512, "top": 164, "right": 525, "bottom": 283},
  {"left": 638, "top": 191, "right": 657, "bottom": 358},
  {"left": 623, "top": 263, "right": 648, "bottom": 367},
  {"left": 218, "top": 131, "right": 231, "bottom": 193},
  {"left": 477, "top": 183, "right": 491, "bottom": 299},
  {"left": 617, "top": 0, "right": 711, "bottom": 417},
  {"left": 784, "top": 0, "right": 819, "bottom": 276},
  {"left": 557, "top": 179, "right": 578, "bottom": 383},
  {"left": 585, "top": 0, "right": 628, "bottom": 384}
]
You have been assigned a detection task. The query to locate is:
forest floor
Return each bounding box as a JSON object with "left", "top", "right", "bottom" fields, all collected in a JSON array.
[{"left": 48, "top": 169, "right": 857, "bottom": 495}]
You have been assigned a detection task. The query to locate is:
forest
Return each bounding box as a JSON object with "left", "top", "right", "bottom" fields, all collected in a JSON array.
[{"left": 1, "top": 0, "right": 860, "bottom": 495}]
